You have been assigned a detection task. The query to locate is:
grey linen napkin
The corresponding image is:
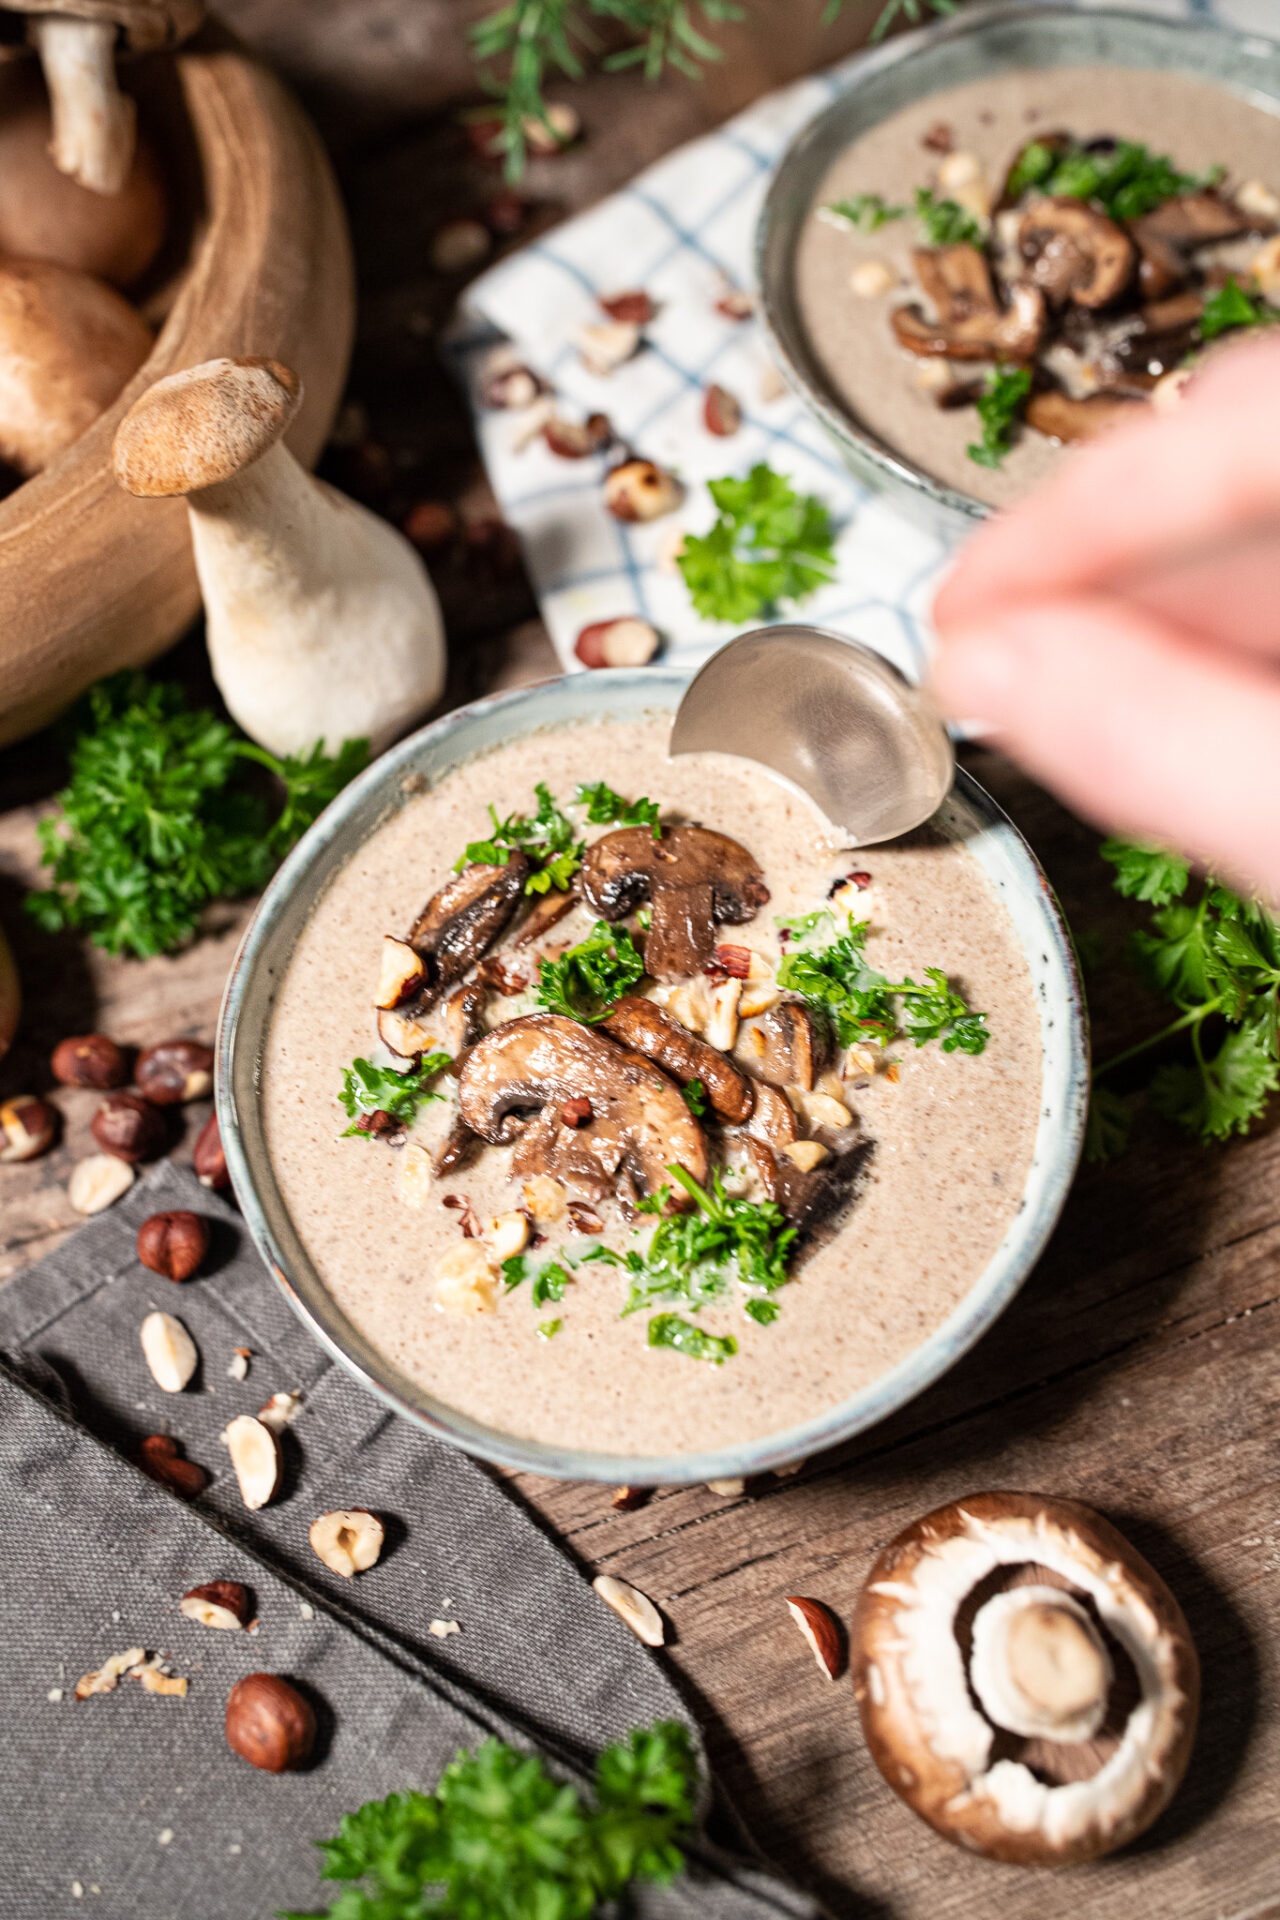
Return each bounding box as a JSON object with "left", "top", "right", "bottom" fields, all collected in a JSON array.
[{"left": 0, "top": 1161, "right": 821, "bottom": 1920}]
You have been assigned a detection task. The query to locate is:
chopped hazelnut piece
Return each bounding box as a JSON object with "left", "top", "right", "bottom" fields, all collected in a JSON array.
[
  {"left": 522, "top": 1175, "right": 568, "bottom": 1223},
  {"left": 781, "top": 1140, "right": 828, "bottom": 1173},
  {"left": 850, "top": 260, "right": 896, "bottom": 298},
  {"left": 435, "top": 1241, "right": 499, "bottom": 1315}
]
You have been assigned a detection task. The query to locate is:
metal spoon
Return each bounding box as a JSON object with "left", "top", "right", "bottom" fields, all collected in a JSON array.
[{"left": 669, "top": 625, "right": 954, "bottom": 846}]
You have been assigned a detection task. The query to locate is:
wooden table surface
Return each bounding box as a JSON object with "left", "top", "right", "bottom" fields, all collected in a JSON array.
[{"left": 3, "top": 21, "right": 1279, "bottom": 1918}]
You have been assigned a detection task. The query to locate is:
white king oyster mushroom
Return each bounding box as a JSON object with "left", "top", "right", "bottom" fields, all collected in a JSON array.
[
  {"left": 851, "top": 1491, "right": 1199, "bottom": 1866},
  {"left": 113, "top": 358, "right": 446, "bottom": 758}
]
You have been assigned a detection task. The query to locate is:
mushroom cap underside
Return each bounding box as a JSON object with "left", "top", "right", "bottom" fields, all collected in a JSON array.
[
  {"left": 113, "top": 355, "right": 302, "bottom": 496},
  {"left": 852, "top": 1491, "right": 1200, "bottom": 1867}
]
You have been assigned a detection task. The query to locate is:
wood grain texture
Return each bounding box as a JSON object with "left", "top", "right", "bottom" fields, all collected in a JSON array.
[{"left": 0, "top": 33, "right": 355, "bottom": 747}]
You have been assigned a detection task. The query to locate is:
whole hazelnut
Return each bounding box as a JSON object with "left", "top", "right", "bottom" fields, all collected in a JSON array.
[
  {"left": 135, "top": 1039, "right": 215, "bottom": 1106},
  {"left": 137, "top": 1210, "right": 210, "bottom": 1282},
  {"left": 90, "top": 1090, "right": 166, "bottom": 1163},
  {"left": 224, "top": 1673, "right": 316, "bottom": 1773},
  {"left": 193, "top": 1111, "right": 229, "bottom": 1190},
  {"left": 0, "top": 1094, "right": 58, "bottom": 1162},
  {"left": 137, "top": 1434, "right": 208, "bottom": 1499},
  {"left": 51, "top": 1033, "right": 128, "bottom": 1090}
]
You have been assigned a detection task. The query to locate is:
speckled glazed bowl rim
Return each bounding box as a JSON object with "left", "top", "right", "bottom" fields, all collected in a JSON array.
[
  {"left": 217, "top": 667, "right": 1088, "bottom": 1485},
  {"left": 755, "top": 1, "right": 1280, "bottom": 534}
]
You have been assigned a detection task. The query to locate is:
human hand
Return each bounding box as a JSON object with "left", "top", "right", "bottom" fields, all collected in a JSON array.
[{"left": 930, "top": 336, "right": 1280, "bottom": 899}]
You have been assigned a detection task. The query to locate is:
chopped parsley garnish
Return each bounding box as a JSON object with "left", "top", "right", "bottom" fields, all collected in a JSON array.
[
  {"left": 1090, "top": 839, "right": 1280, "bottom": 1154},
  {"left": 532, "top": 1262, "right": 571, "bottom": 1308},
  {"left": 26, "top": 672, "right": 367, "bottom": 959},
  {"left": 967, "top": 366, "right": 1033, "bottom": 471},
  {"left": 913, "top": 187, "right": 983, "bottom": 248},
  {"left": 458, "top": 781, "right": 585, "bottom": 895},
  {"left": 280, "top": 1720, "right": 697, "bottom": 1919},
  {"left": 1198, "top": 276, "right": 1275, "bottom": 343},
  {"left": 677, "top": 464, "right": 836, "bottom": 625},
  {"left": 1009, "top": 139, "right": 1224, "bottom": 223},
  {"left": 574, "top": 781, "right": 662, "bottom": 838},
  {"left": 338, "top": 1052, "right": 451, "bottom": 1137},
  {"left": 778, "top": 914, "right": 988, "bottom": 1053},
  {"left": 647, "top": 1313, "right": 737, "bottom": 1364},
  {"left": 682, "top": 1077, "right": 709, "bottom": 1117},
  {"left": 536, "top": 920, "right": 646, "bottom": 1022},
  {"left": 623, "top": 1166, "right": 797, "bottom": 1323},
  {"left": 1003, "top": 138, "right": 1060, "bottom": 202},
  {"left": 537, "top": 1318, "right": 563, "bottom": 1339},
  {"left": 823, "top": 191, "right": 907, "bottom": 232}
]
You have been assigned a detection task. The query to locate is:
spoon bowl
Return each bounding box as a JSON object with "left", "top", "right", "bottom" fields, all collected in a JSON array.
[{"left": 669, "top": 625, "right": 954, "bottom": 845}]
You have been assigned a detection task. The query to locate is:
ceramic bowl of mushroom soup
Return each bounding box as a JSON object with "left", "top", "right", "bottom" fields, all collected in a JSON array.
[
  {"left": 756, "top": 2, "right": 1280, "bottom": 540},
  {"left": 218, "top": 667, "right": 1088, "bottom": 1484}
]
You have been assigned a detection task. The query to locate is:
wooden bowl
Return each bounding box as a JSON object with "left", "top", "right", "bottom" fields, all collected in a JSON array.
[{"left": 0, "top": 34, "right": 355, "bottom": 747}]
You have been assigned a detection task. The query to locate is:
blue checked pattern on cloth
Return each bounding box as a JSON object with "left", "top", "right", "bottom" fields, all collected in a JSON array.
[{"left": 452, "top": 0, "right": 1264, "bottom": 684}]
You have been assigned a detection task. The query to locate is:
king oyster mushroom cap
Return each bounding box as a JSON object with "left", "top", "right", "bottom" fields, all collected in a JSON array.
[
  {"left": 580, "top": 824, "right": 769, "bottom": 980},
  {"left": 112, "top": 356, "right": 445, "bottom": 758},
  {"left": 457, "top": 1012, "right": 709, "bottom": 1205},
  {"left": 0, "top": 254, "right": 150, "bottom": 474},
  {"left": 1017, "top": 197, "right": 1134, "bottom": 309},
  {"left": 16, "top": 0, "right": 201, "bottom": 193},
  {"left": 852, "top": 1491, "right": 1200, "bottom": 1867},
  {"left": 600, "top": 993, "right": 754, "bottom": 1122}
]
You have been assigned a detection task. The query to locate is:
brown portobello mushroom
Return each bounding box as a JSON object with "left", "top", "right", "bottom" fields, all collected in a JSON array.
[
  {"left": 746, "top": 1135, "right": 871, "bottom": 1235},
  {"left": 744, "top": 1081, "right": 798, "bottom": 1149},
  {"left": 1025, "top": 388, "right": 1144, "bottom": 445},
  {"left": 852, "top": 1491, "right": 1200, "bottom": 1866},
  {"left": 458, "top": 1012, "right": 709, "bottom": 1206},
  {"left": 1132, "top": 189, "right": 1249, "bottom": 249},
  {"left": 751, "top": 1001, "right": 832, "bottom": 1092},
  {"left": 1018, "top": 197, "right": 1134, "bottom": 308},
  {"left": 580, "top": 824, "right": 769, "bottom": 979},
  {"left": 600, "top": 994, "right": 755, "bottom": 1122},
  {"left": 408, "top": 854, "right": 532, "bottom": 983},
  {"left": 445, "top": 982, "right": 488, "bottom": 1058},
  {"left": 892, "top": 250, "right": 1046, "bottom": 361}
]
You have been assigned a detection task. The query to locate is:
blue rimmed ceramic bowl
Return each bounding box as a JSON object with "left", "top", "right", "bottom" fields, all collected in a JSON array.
[
  {"left": 756, "top": 1, "right": 1280, "bottom": 542},
  {"left": 217, "top": 668, "right": 1088, "bottom": 1484}
]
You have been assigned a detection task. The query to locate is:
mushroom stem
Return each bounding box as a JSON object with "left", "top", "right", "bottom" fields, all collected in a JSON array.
[
  {"left": 969, "top": 1586, "right": 1112, "bottom": 1745},
  {"left": 113, "top": 360, "right": 446, "bottom": 757},
  {"left": 30, "top": 14, "right": 135, "bottom": 194}
]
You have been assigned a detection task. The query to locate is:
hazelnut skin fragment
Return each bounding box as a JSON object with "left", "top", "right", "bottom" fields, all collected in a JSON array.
[
  {"left": 137, "top": 1210, "right": 210, "bottom": 1283},
  {"left": 137, "top": 1434, "right": 207, "bottom": 1499},
  {"left": 224, "top": 1673, "right": 316, "bottom": 1773},
  {"left": 51, "top": 1032, "right": 128, "bottom": 1090},
  {"left": 91, "top": 1090, "right": 166, "bottom": 1163},
  {"left": 135, "top": 1039, "right": 214, "bottom": 1106}
]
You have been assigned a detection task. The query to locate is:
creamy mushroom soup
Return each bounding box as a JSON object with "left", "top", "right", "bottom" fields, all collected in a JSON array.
[
  {"left": 262, "top": 716, "right": 1043, "bottom": 1457},
  {"left": 795, "top": 66, "right": 1280, "bottom": 509}
]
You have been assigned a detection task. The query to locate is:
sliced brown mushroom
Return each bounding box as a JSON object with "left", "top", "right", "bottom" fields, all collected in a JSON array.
[
  {"left": 747, "top": 1135, "right": 870, "bottom": 1235},
  {"left": 1134, "top": 229, "right": 1186, "bottom": 302},
  {"left": 434, "top": 1116, "right": 479, "bottom": 1177},
  {"left": 1018, "top": 197, "right": 1134, "bottom": 308},
  {"left": 457, "top": 1012, "right": 709, "bottom": 1207},
  {"left": 581, "top": 825, "right": 769, "bottom": 980},
  {"left": 600, "top": 994, "right": 754, "bottom": 1123},
  {"left": 407, "top": 855, "right": 531, "bottom": 995},
  {"left": 912, "top": 244, "right": 999, "bottom": 327},
  {"left": 751, "top": 1002, "right": 832, "bottom": 1092},
  {"left": 445, "top": 982, "right": 488, "bottom": 1058},
  {"left": 1132, "top": 190, "right": 1248, "bottom": 249},
  {"left": 513, "top": 884, "right": 578, "bottom": 947},
  {"left": 744, "top": 1080, "right": 798, "bottom": 1150},
  {"left": 893, "top": 273, "right": 1046, "bottom": 362},
  {"left": 1025, "top": 388, "right": 1145, "bottom": 445},
  {"left": 852, "top": 1491, "right": 1200, "bottom": 1866}
]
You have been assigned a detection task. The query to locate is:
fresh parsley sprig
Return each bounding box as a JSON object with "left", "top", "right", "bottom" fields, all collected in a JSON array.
[
  {"left": 778, "top": 914, "right": 988, "bottom": 1053},
  {"left": 574, "top": 781, "right": 662, "bottom": 838},
  {"left": 967, "top": 366, "right": 1032, "bottom": 471},
  {"left": 26, "top": 673, "right": 368, "bottom": 959},
  {"left": 458, "top": 781, "right": 585, "bottom": 895},
  {"left": 678, "top": 464, "right": 836, "bottom": 625},
  {"left": 823, "top": 191, "right": 907, "bottom": 232},
  {"left": 648, "top": 1313, "right": 738, "bottom": 1363},
  {"left": 338, "top": 1053, "right": 451, "bottom": 1137},
  {"left": 913, "top": 186, "right": 983, "bottom": 247},
  {"left": 1088, "top": 841, "right": 1280, "bottom": 1156},
  {"left": 1198, "top": 276, "right": 1276, "bottom": 343},
  {"left": 1004, "top": 135, "right": 1224, "bottom": 222},
  {"left": 536, "top": 920, "right": 646, "bottom": 1021},
  {"left": 281, "top": 1720, "right": 697, "bottom": 1919}
]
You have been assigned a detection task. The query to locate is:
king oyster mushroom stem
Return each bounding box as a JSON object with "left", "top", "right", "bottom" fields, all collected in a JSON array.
[
  {"left": 29, "top": 14, "right": 135, "bottom": 193},
  {"left": 851, "top": 1491, "right": 1200, "bottom": 1866},
  {"left": 112, "top": 358, "right": 446, "bottom": 758}
]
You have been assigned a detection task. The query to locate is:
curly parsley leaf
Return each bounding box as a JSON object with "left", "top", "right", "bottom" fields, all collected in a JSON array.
[
  {"left": 647, "top": 1312, "right": 738, "bottom": 1363},
  {"left": 913, "top": 187, "right": 983, "bottom": 247},
  {"left": 536, "top": 920, "right": 646, "bottom": 1022},
  {"left": 682, "top": 1077, "right": 709, "bottom": 1117},
  {"left": 623, "top": 1166, "right": 797, "bottom": 1332},
  {"left": 677, "top": 464, "right": 836, "bottom": 625},
  {"left": 1150, "top": 1022, "right": 1280, "bottom": 1142},
  {"left": 778, "top": 914, "right": 988, "bottom": 1054},
  {"left": 458, "top": 781, "right": 585, "bottom": 895},
  {"left": 1100, "top": 838, "right": 1191, "bottom": 906},
  {"left": 967, "top": 366, "right": 1032, "bottom": 471},
  {"left": 282, "top": 1720, "right": 698, "bottom": 1918},
  {"left": 537, "top": 1317, "right": 564, "bottom": 1339},
  {"left": 26, "top": 673, "right": 368, "bottom": 960},
  {"left": 1198, "top": 275, "right": 1276, "bottom": 343},
  {"left": 574, "top": 781, "right": 662, "bottom": 838},
  {"left": 338, "top": 1053, "right": 451, "bottom": 1136},
  {"left": 823, "top": 191, "right": 907, "bottom": 231},
  {"left": 1003, "top": 138, "right": 1060, "bottom": 202},
  {"left": 866, "top": 0, "right": 957, "bottom": 44},
  {"left": 1041, "top": 140, "right": 1222, "bottom": 222}
]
